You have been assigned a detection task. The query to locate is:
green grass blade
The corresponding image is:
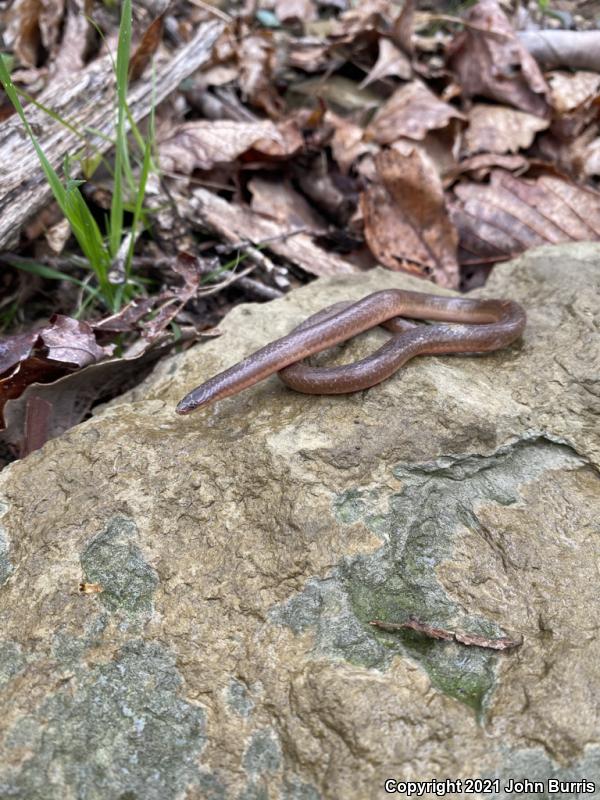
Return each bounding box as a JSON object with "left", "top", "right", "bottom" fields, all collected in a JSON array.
[
  {"left": 110, "top": 0, "right": 132, "bottom": 257},
  {"left": 127, "top": 139, "right": 152, "bottom": 270},
  {"left": 3, "top": 257, "right": 98, "bottom": 295}
]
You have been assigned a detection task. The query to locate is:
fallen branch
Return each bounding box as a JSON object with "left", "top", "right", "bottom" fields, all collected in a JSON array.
[
  {"left": 190, "top": 188, "right": 361, "bottom": 278},
  {"left": 0, "top": 20, "right": 224, "bottom": 251}
]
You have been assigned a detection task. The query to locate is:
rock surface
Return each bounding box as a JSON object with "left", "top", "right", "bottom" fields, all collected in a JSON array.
[{"left": 0, "top": 243, "right": 599, "bottom": 799}]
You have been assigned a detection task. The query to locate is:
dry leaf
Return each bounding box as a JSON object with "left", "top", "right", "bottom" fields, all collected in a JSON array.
[
  {"left": 462, "top": 104, "right": 548, "bottom": 157},
  {"left": 391, "top": 0, "right": 415, "bottom": 55},
  {"left": 366, "top": 80, "right": 464, "bottom": 145},
  {"left": 361, "top": 145, "right": 459, "bottom": 287},
  {"left": 1, "top": 341, "right": 175, "bottom": 451},
  {"left": 450, "top": 153, "right": 528, "bottom": 183},
  {"left": 548, "top": 71, "right": 600, "bottom": 116},
  {"left": 359, "top": 37, "right": 411, "bottom": 88},
  {"left": 327, "top": 112, "right": 376, "bottom": 174},
  {"left": 50, "top": 0, "right": 92, "bottom": 80},
  {"left": 0, "top": 315, "right": 114, "bottom": 428},
  {"left": 291, "top": 75, "right": 381, "bottom": 114},
  {"left": 447, "top": 0, "right": 550, "bottom": 118},
  {"left": 330, "top": 0, "right": 394, "bottom": 40},
  {"left": 45, "top": 218, "right": 71, "bottom": 254},
  {"left": 249, "top": 176, "right": 327, "bottom": 232},
  {"left": 128, "top": 12, "right": 165, "bottom": 82},
  {"left": 6, "top": 0, "right": 65, "bottom": 68},
  {"left": 295, "top": 155, "right": 357, "bottom": 224},
  {"left": 287, "top": 41, "right": 333, "bottom": 73},
  {"left": 450, "top": 169, "right": 600, "bottom": 263},
  {"left": 238, "top": 31, "right": 283, "bottom": 118},
  {"left": 38, "top": 315, "right": 112, "bottom": 366},
  {"left": 79, "top": 582, "right": 104, "bottom": 594},
  {"left": 547, "top": 71, "right": 600, "bottom": 141},
  {"left": 22, "top": 395, "right": 52, "bottom": 457},
  {"left": 251, "top": 117, "right": 304, "bottom": 158},
  {"left": 159, "top": 120, "right": 300, "bottom": 173},
  {"left": 275, "top": 0, "right": 317, "bottom": 23}
]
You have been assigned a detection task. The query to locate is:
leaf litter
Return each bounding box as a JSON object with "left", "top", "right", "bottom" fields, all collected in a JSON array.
[{"left": 1, "top": 0, "right": 600, "bottom": 460}]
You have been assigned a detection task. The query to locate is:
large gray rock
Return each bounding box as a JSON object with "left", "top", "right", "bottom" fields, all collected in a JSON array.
[{"left": 0, "top": 243, "right": 599, "bottom": 799}]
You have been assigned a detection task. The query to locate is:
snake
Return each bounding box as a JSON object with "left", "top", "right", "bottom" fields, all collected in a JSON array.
[{"left": 175, "top": 289, "right": 526, "bottom": 414}]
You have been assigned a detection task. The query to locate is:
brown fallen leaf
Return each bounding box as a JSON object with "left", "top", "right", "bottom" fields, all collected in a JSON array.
[
  {"left": 22, "top": 395, "right": 52, "bottom": 457},
  {"left": 93, "top": 297, "right": 159, "bottom": 335},
  {"left": 330, "top": 0, "right": 394, "bottom": 41},
  {"left": 287, "top": 40, "right": 333, "bottom": 73},
  {"left": 462, "top": 104, "right": 548, "bottom": 157},
  {"left": 366, "top": 79, "right": 464, "bottom": 145},
  {"left": 447, "top": 0, "right": 550, "bottom": 119},
  {"left": 359, "top": 37, "right": 412, "bottom": 89},
  {"left": 547, "top": 71, "right": 600, "bottom": 141},
  {"left": 238, "top": 31, "right": 283, "bottom": 118},
  {"left": 39, "top": 315, "right": 111, "bottom": 367},
  {"left": 0, "top": 331, "right": 39, "bottom": 376},
  {"left": 128, "top": 12, "right": 165, "bottom": 82},
  {"left": 0, "top": 314, "right": 114, "bottom": 427},
  {"left": 327, "top": 112, "right": 376, "bottom": 174},
  {"left": 290, "top": 75, "right": 382, "bottom": 115},
  {"left": 6, "top": 0, "right": 65, "bottom": 68},
  {"left": 450, "top": 169, "right": 600, "bottom": 264},
  {"left": 249, "top": 176, "right": 327, "bottom": 232},
  {"left": 0, "top": 340, "right": 180, "bottom": 455},
  {"left": 534, "top": 126, "right": 600, "bottom": 182},
  {"left": 158, "top": 119, "right": 302, "bottom": 173},
  {"left": 0, "top": 315, "right": 115, "bottom": 429},
  {"left": 548, "top": 71, "right": 600, "bottom": 117},
  {"left": 250, "top": 117, "right": 304, "bottom": 159},
  {"left": 361, "top": 145, "right": 459, "bottom": 287},
  {"left": 275, "top": 0, "right": 317, "bottom": 24},
  {"left": 370, "top": 618, "right": 522, "bottom": 651},
  {"left": 294, "top": 154, "right": 357, "bottom": 225},
  {"left": 391, "top": 0, "right": 415, "bottom": 55},
  {"left": 50, "top": 0, "right": 93, "bottom": 81},
  {"left": 449, "top": 153, "right": 528, "bottom": 184}
]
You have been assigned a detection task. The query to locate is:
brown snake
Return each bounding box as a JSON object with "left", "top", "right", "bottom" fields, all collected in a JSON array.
[{"left": 175, "top": 289, "right": 526, "bottom": 414}]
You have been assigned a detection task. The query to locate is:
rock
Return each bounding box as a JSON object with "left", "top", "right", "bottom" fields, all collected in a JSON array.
[{"left": 0, "top": 243, "right": 599, "bottom": 799}]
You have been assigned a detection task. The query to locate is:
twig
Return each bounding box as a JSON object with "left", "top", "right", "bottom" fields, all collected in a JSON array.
[
  {"left": 420, "top": 13, "right": 512, "bottom": 38},
  {"left": 186, "top": 0, "right": 233, "bottom": 23},
  {"left": 370, "top": 618, "right": 522, "bottom": 651}
]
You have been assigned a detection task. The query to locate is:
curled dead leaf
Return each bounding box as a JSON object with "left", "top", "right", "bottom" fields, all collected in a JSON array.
[
  {"left": 275, "top": 0, "right": 317, "bottom": 24},
  {"left": 359, "top": 37, "right": 411, "bottom": 89},
  {"left": 366, "top": 80, "right": 464, "bottom": 145},
  {"left": 361, "top": 144, "right": 459, "bottom": 287},
  {"left": 450, "top": 169, "right": 600, "bottom": 264},
  {"left": 159, "top": 119, "right": 301, "bottom": 173},
  {"left": 447, "top": 0, "right": 550, "bottom": 118},
  {"left": 462, "top": 104, "right": 548, "bottom": 157},
  {"left": 128, "top": 12, "right": 165, "bottom": 82},
  {"left": 238, "top": 31, "right": 283, "bottom": 118}
]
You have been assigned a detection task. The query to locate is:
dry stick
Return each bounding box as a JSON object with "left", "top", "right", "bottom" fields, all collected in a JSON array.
[
  {"left": 186, "top": 0, "right": 234, "bottom": 23},
  {"left": 419, "top": 13, "right": 513, "bottom": 38},
  {"left": 197, "top": 227, "right": 307, "bottom": 296}
]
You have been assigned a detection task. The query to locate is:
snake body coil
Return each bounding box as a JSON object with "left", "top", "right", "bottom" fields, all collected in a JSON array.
[{"left": 175, "top": 289, "right": 526, "bottom": 414}]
